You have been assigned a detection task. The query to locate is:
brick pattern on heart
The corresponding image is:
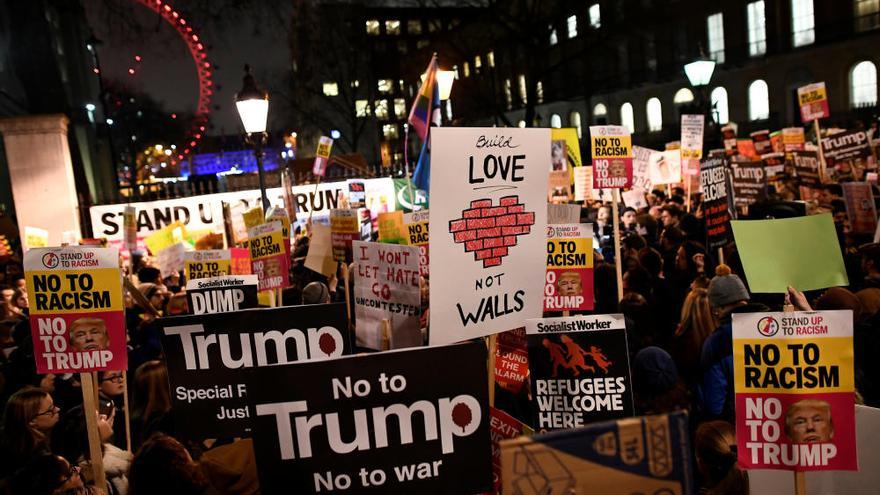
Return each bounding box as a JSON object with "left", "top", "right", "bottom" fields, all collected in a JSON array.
[{"left": 449, "top": 195, "right": 536, "bottom": 268}]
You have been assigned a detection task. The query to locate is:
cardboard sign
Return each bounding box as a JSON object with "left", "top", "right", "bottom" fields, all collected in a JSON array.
[
  {"left": 24, "top": 226, "right": 49, "bottom": 250},
  {"left": 312, "top": 136, "right": 334, "bottom": 176},
  {"left": 352, "top": 241, "right": 421, "bottom": 350},
  {"left": 348, "top": 179, "right": 367, "bottom": 208},
  {"left": 501, "top": 411, "right": 693, "bottom": 494},
  {"left": 590, "top": 126, "right": 633, "bottom": 189},
  {"left": 733, "top": 310, "right": 856, "bottom": 471},
  {"left": 304, "top": 222, "right": 336, "bottom": 277},
  {"left": 631, "top": 146, "right": 655, "bottom": 192},
  {"left": 730, "top": 161, "right": 765, "bottom": 212},
  {"left": 822, "top": 130, "right": 871, "bottom": 167},
  {"left": 525, "top": 315, "right": 634, "bottom": 429},
  {"left": 159, "top": 304, "right": 350, "bottom": 439},
  {"left": 573, "top": 166, "right": 591, "bottom": 202},
  {"left": 429, "top": 128, "right": 549, "bottom": 345},
  {"left": 403, "top": 210, "right": 429, "bottom": 277},
  {"left": 544, "top": 224, "right": 593, "bottom": 312},
  {"left": 244, "top": 341, "right": 492, "bottom": 494},
  {"left": 647, "top": 150, "right": 682, "bottom": 185},
  {"left": 184, "top": 249, "right": 232, "bottom": 280},
  {"left": 24, "top": 247, "right": 126, "bottom": 373},
  {"left": 547, "top": 204, "right": 581, "bottom": 225},
  {"left": 792, "top": 150, "right": 821, "bottom": 185},
  {"left": 798, "top": 82, "right": 830, "bottom": 123},
  {"left": 732, "top": 214, "right": 849, "bottom": 293},
  {"left": 700, "top": 156, "right": 733, "bottom": 250},
  {"left": 842, "top": 182, "right": 878, "bottom": 235},
  {"left": 330, "top": 209, "right": 360, "bottom": 263},
  {"left": 123, "top": 206, "right": 137, "bottom": 251},
  {"left": 185, "top": 275, "right": 258, "bottom": 315},
  {"left": 248, "top": 221, "right": 289, "bottom": 291},
  {"left": 494, "top": 328, "right": 529, "bottom": 394},
  {"left": 377, "top": 211, "right": 405, "bottom": 244},
  {"left": 680, "top": 114, "right": 704, "bottom": 160}
]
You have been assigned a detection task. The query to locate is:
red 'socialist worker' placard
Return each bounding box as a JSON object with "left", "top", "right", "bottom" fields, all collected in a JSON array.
[
  {"left": 24, "top": 247, "right": 126, "bottom": 373},
  {"left": 544, "top": 223, "right": 593, "bottom": 311},
  {"left": 733, "top": 310, "right": 857, "bottom": 471}
]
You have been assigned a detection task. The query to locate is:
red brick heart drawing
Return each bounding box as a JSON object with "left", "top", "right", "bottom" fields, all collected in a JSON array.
[{"left": 448, "top": 195, "right": 535, "bottom": 268}]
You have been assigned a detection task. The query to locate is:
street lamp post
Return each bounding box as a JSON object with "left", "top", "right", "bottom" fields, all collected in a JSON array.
[
  {"left": 684, "top": 57, "right": 717, "bottom": 122},
  {"left": 235, "top": 64, "right": 270, "bottom": 210}
]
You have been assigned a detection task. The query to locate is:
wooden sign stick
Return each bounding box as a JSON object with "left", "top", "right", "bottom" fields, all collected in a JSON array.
[
  {"left": 814, "top": 119, "right": 828, "bottom": 184},
  {"left": 80, "top": 372, "right": 107, "bottom": 489},
  {"left": 611, "top": 189, "right": 624, "bottom": 302},
  {"left": 782, "top": 294, "right": 806, "bottom": 495},
  {"left": 341, "top": 262, "right": 352, "bottom": 324},
  {"left": 487, "top": 334, "right": 497, "bottom": 408}
]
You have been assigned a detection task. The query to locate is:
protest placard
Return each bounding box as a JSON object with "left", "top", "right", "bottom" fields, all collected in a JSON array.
[
  {"left": 573, "top": 166, "right": 591, "bottom": 201},
  {"left": 494, "top": 328, "right": 529, "bottom": 394},
  {"left": 330, "top": 209, "right": 360, "bottom": 262},
  {"left": 185, "top": 274, "right": 258, "bottom": 315},
  {"left": 403, "top": 210, "right": 429, "bottom": 276},
  {"left": 242, "top": 206, "right": 265, "bottom": 230},
  {"left": 352, "top": 240, "right": 421, "bottom": 350},
  {"left": 792, "top": 150, "right": 821, "bottom": 185},
  {"left": 798, "top": 82, "right": 830, "bottom": 123},
  {"left": 159, "top": 303, "right": 349, "bottom": 439},
  {"left": 700, "top": 156, "right": 733, "bottom": 250},
  {"left": 590, "top": 126, "right": 633, "bottom": 189},
  {"left": 429, "top": 128, "right": 549, "bottom": 345},
  {"left": 732, "top": 214, "right": 848, "bottom": 293},
  {"left": 312, "top": 136, "right": 334, "bottom": 176},
  {"left": 248, "top": 221, "right": 289, "bottom": 291},
  {"left": 548, "top": 129, "right": 579, "bottom": 202},
  {"left": 783, "top": 127, "right": 806, "bottom": 155},
  {"left": 155, "top": 242, "right": 187, "bottom": 278},
  {"left": 621, "top": 189, "right": 648, "bottom": 210},
  {"left": 378, "top": 211, "right": 405, "bottom": 244},
  {"left": 485, "top": 408, "right": 531, "bottom": 494},
  {"left": 305, "top": 222, "right": 336, "bottom": 277},
  {"left": 647, "top": 150, "right": 682, "bottom": 185},
  {"left": 392, "top": 178, "right": 429, "bottom": 212},
  {"left": 144, "top": 221, "right": 185, "bottom": 254},
  {"left": 842, "top": 182, "right": 878, "bottom": 235},
  {"left": 737, "top": 139, "right": 759, "bottom": 161},
  {"left": 544, "top": 224, "right": 593, "bottom": 312},
  {"left": 681, "top": 114, "right": 704, "bottom": 160},
  {"left": 245, "top": 341, "right": 492, "bottom": 494},
  {"left": 722, "top": 124, "right": 738, "bottom": 156},
  {"left": 25, "top": 247, "right": 125, "bottom": 373},
  {"left": 184, "top": 249, "right": 231, "bottom": 280},
  {"left": 631, "top": 146, "right": 655, "bottom": 192},
  {"left": 821, "top": 130, "right": 871, "bottom": 167},
  {"left": 762, "top": 152, "right": 786, "bottom": 180},
  {"left": 730, "top": 161, "right": 765, "bottom": 213},
  {"left": 525, "top": 315, "right": 633, "bottom": 430},
  {"left": 123, "top": 206, "right": 137, "bottom": 251},
  {"left": 501, "top": 411, "right": 693, "bottom": 494},
  {"left": 348, "top": 179, "right": 367, "bottom": 208},
  {"left": 752, "top": 130, "right": 772, "bottom": 156},
  {"left": 24, "top": 226, "right": 49, "bottom": 250},
  {"left": 733, "top": 310, "right": 856, "bottom": 471},
  {"left": 547, "top": 204, "right": 581, "bottom": 225}
]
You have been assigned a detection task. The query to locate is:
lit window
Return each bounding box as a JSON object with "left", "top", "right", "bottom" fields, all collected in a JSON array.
[
  {"left": 474, "top": 55, "right": 482, "bottom": 73},
  {"left": 855, "top": 0, "right": 880, "bottom": 32},
  {"left": 399, "top": 80, "right": 405, "bottom": 92},
  {"left": 570, "top": 111, "right": 583, "bottom": 138},
  {"left": 673, "top": 88, "right": 695, "bottom": 104},
  {"left": 851, "top": 60, "right": 878, "bottom": 107},
  {"left": 487, "top": 51, "right": 495, "bottom": 68},
  {"left": 356, "top": 100, "right": 371, "bottom": 117},
  {"left": 408, "top": 20, "right": 422, "bottom": 34},
  {"left": 791, "top": 0, "right": 815, "bottom": 47},
  {"left": 385, "top": 20, "right": 400, "bottom": 35},
  {"left": 504, "top": 79, "right": 513, "bottom": 110},
  {"left": 383, "top": 124, "right": 399, "bottom": 139},
  {"left": 351, "top": 80, "right": 360, "bottom": 88},
  {"left": 590, "top": 4, "right": 601, "bottom": 28},
  {"left": 593, "top": 103, "right": 608, "bottom": 117},
  {"left": 646, "top": 97, "right": 663, "bottom": 132},
  {"left": 378, "top": 79, "right": 394, "bottom": 93},
  {"left": 375, "top": 100, "right": 389, "bottom": 119},
  {"left": 518, "top": 75, "right": 527, "bottom": 104},
  {"left": 711, "top": 87, "right": 729, "bottom": 124},
  {"left": 446, "top": 100, "right": 453, "bottom": 120},
  {"left": 747, "top": 1, "right": 767, "bottom": 56},
  {"left": 536, "top": 81, "right": 544, "bottom": 104},
  {"left": 463, "top": 62, "right": 470, "bottom": 77},
  {"left": 366, "top": 20, "right": 380, "bottom": 35},
  {"left": 550, "top": 114, "right": 562, "bottom": 128},
  {"left": 621, "top": 102, "right": 635, "bottom": 133},
  {"left": 394, "top": 98, "right": 406, "bottom": 118},
  {"left": 550, "top": 27, "right": 558, "bottom": 46},
  {"left": 322, "top": 82, "right": 339, "bottom": 96},
  {"left": 748, "top": 79, "right": 770, "bottom": 120},
  {"left": 428, "top": 20, "right": 441, "bottom": 32},
  {"left": 707, "top": 13, "right": 725, "bottom": 63},
  {"left": 567, "top": 15, "right": 578, "bottom": 38},
  {"left": 517, "top": 120, "right": 526, "bottom": 128}
]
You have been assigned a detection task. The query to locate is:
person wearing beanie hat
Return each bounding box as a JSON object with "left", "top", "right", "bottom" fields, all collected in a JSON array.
[
  {"left": 302, "top": 281, "right": 331, "bottom": 305},
  {"left": 632, "top": 347, "right": 691, "bottom": 415},
  {"left": 700, "top": 264, "right": 768, "bottom": 422}
]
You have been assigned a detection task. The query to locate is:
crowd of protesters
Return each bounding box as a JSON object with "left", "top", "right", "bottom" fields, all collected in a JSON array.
[{"left": 0, "top": 171, "right": 878, "bottom": 494}]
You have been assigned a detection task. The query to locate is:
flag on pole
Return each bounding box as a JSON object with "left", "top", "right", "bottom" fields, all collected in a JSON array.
[
  {"left": 408, "top": 54, "right": 438, "bottom": 143},
  {"left": 412, "top": 76, "right": 440, "bottom": 192}
]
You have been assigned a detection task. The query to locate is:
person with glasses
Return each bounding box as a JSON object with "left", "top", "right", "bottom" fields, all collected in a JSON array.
[
  {"left": 98, "top": 371, "right": 128, "bottom": 450},
  {"left": 0, "top": 387, "right": 60, "bottom": 478},
  {"left": 52, "top": 403, "right": 129, "bottom": 495},
  {"left": 9, "top": 453, "right": 103, "bottom": 495}
]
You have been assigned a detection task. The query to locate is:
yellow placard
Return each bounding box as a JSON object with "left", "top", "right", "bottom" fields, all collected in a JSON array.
[
  {"left": 27, "top": 267, "right": 124, "bottom": 316},
  {"left": 547, "top": 238, "right": 592, "bottom": 269},
  {"left": 242, "top": 207, "right": 265, "bottom": 230},
  {"left": 591, "top": 132, "right": 632, "bottom": 159},
  {"left": 248, "top": 225, "right": 284, "bottom": 261},
  {"left": 733, "top": 337, "right": 854, "bottom": 394},
  {"left": 404, "top": 220, "right": 429, "bottom": 246},
  {"left": 144, "top": 221, "right": 185, "bottom": 254},
  {"left": 378, "top": 211, "right": 405, "bottom": 244}
]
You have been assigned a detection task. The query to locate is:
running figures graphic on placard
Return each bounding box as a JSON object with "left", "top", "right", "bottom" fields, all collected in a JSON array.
[
  {"left": 449, "top": 195, "right": 536, "bottom": 268},
  {"left": 544, "top": 335, "right": 612, "bottom": 377}
]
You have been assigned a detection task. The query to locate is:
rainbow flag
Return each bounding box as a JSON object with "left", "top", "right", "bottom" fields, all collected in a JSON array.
[{"left": 408, "top": 55, "right": 438, "bottom": 143}]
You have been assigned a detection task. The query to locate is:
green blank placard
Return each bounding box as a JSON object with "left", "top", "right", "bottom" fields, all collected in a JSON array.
[{"left": 731, "top": 213, "right": 848, "bottom": 293}]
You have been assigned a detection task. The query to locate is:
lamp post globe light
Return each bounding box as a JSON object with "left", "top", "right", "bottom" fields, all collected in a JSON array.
[
  {"left": 436, "top": 69, "right": 455, "bottom": 101},
  {"left": 684, "top": 58, "right": 716, "bottom": 87},
  {"left": 235, "top": 64, "right": 270, "bottom": 210}
]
